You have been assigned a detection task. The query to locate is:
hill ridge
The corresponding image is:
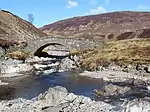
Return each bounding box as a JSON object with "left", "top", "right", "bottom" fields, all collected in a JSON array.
[{"left": 40, "top": 11, "right": 150, "bottom": 39}]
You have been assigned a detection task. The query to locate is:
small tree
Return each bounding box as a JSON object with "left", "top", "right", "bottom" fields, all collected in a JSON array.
[{"left": 28, "top": 14, "right": 34, "bottom": 24}]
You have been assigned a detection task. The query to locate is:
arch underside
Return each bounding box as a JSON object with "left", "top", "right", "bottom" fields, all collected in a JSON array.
[{"left": 34, "top": 43, "right": 70, "bottom": 59}]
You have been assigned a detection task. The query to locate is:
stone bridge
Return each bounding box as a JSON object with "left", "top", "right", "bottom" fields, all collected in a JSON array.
[{"left": 25, "top": 37, "right": 102, "bottom": 55}]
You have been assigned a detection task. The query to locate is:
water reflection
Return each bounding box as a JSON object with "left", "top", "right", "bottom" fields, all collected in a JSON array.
[{"left": 1, "top": 72, "right": 104, "bottom": 100}]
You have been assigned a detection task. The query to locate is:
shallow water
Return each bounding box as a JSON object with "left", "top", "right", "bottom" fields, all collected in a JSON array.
[{"left": 1, "top": 72, "right": 104, "bottom": 100}]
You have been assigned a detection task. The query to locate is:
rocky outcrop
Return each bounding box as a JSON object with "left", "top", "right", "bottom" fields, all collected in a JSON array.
[{"left": 40, "top": 11, "right": 150, "bottom": 40}]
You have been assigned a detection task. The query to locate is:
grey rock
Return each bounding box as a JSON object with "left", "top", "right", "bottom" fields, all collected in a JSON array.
[
  {"left": 122, "top": 78, "right": 134, "bottom": 85},
  {"left": 0, "top": 47, "right": 5, "bottom": 57},
  {"left": 0, "top": 58, "right": 23, "bottom": 67},
  {"left": 0, "top": 80, "right": 8, "bottom": 85},
  {"left": 122, "top": 98, "right": 150, "bottom": 112},
  {"left": 148, "top": 65, "right": 150, "bottom": 73},
  {"left": 60, "top": 57, "right": 78, "bottom": 71},
  {"left": 144, "top": 65, "right": 150, "bottom": 73},
  {"left": 108, "top": 63, "right": 122, "bottom": 71},
  {"left": 133, "top": 79, "right": 146, "bottom": 87},
  {"left": 0, "top": 63, "right": 33, "bottom": 74},
  {"left": 42, "top": 106, "right": 62, "bottom": 112},
  {"left": 0, "top": 86, "right": 114, "bottom": 112},
  {"left": 25, "top": 56, "right": 53, "bottom": 63},
  {"left": 0, "top": 58, "right": 33, "bottom": 76},
  {"left": 0, "top": 86, "right": 150, "bottom": 112},
  {"left": 33, "top": 62, "right": 60, "bottom": 75},
  {"left": 136, "top": 64, "right": 143, "bottom": 71},
  {"left": 43, "top": 86, "right": 69, "bottom": 106},
  {"left": 93, "top": 84, "right": 131, "bottom": 97}
]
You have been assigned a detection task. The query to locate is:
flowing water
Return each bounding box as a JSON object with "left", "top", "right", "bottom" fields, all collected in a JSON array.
[{"left": 0, "top": 72, "right": 104, "bottom": 100}]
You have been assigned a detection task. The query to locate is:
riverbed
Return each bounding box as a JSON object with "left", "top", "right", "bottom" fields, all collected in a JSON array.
[{"left": 0, "top": 72, "right": 104, "bottom": 100}]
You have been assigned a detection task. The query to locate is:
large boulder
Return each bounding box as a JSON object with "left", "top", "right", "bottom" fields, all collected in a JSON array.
[
  {"left": 59, "top": 57, "right": 78, "bottom": 71},
  {"left": 0, "top": 58, "right": 33, "bottom": 76}
]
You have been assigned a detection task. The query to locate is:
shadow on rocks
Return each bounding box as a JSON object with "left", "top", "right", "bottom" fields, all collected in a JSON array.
[
  {"left": 0, "top": 85, "right": 15, "bottom": 100},
  {"left": 93, "top": 79, "right": 150, "bottom": 103}
]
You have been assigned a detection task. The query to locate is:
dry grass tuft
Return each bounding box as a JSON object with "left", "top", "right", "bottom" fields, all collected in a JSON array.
[
  {"left": 7, "top": 51, "right": 29, "bottom": 61},
  {"left": 72, "top": 39, "right": 150, "bottom": 70}
]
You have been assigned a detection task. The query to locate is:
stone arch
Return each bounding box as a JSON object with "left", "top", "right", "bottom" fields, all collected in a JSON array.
[{"left": 34, "top": 43, "right": 70, "bottom": 59}]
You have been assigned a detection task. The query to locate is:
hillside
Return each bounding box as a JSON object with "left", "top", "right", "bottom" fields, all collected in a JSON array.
[
  {"left": 40, "top": 11, "right": 150, "bottom": 39},
  {"left": 0, "top": 10, "right": 46, "bottom": 44}
]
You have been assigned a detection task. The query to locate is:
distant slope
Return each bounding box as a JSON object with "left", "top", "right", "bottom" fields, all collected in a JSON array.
[
  {"left": 40, "top": 11, "right": 150, "bottom": 39},
  {"left": 0, "top": 10, "right": 46, "bottom": 43}
]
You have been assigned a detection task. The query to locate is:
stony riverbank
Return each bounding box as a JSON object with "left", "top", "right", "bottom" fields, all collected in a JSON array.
[
  {"left": 0, "top": 56, "right": 78, "bottom": 77},
  {"left": 0, "top": 55, "right": 150, "bottom": 111},
  {"left": 0, "top": 86, "right": 150, "bottom": 112}
]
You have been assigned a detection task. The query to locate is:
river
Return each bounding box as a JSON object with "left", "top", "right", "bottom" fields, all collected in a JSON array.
[{"left": 0, "top": 71, "right": 104, "bottom": 100}]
